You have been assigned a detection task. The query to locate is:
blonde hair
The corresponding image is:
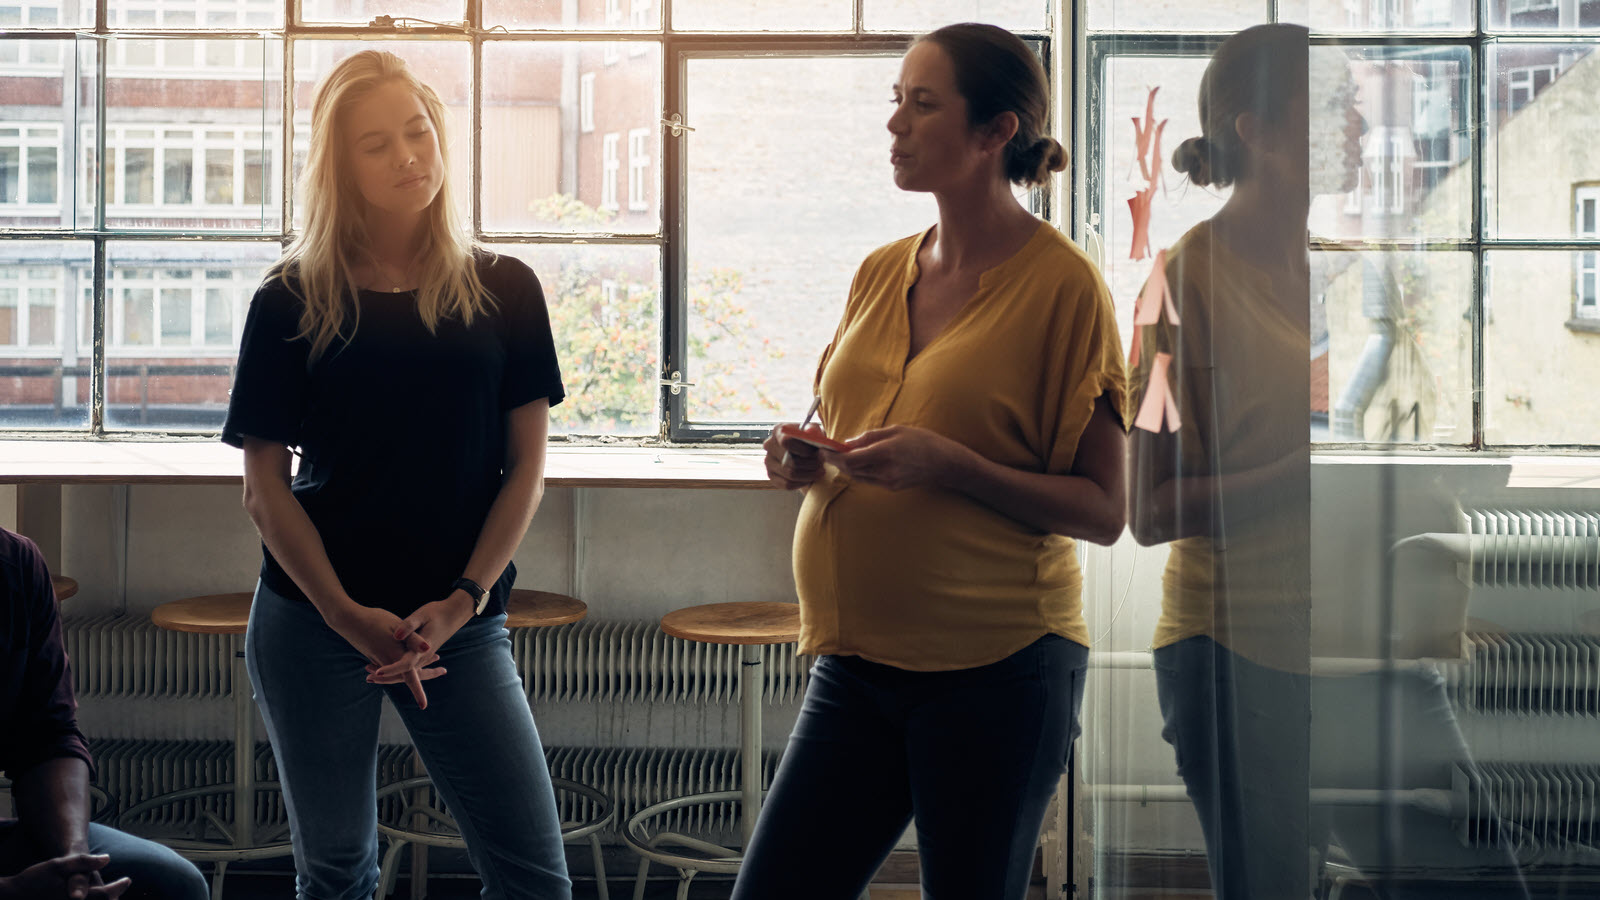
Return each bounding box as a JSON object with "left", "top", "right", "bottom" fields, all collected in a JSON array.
[{"left": 268, "top": 50, "right": 491, "bottom": 360}]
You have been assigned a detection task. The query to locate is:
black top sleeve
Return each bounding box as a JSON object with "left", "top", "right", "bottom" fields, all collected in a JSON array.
[
  {"left": 488, "top": 255, "right": 566, "bottom": 411},
  {"left": 221, "top": 278, "right": 312, "bottom": 449}
]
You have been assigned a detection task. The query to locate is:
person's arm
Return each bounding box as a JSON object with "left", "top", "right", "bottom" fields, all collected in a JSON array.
[
  {"left": 825, "top": 395, "right": 1128, "bottom": 545},
  {"left": 1128, "top": 424, "right": 1302, "bottom": 546},
  {"left": 379, "top": 399, "right": 551, "bottom": 672},
  {"left": 12, "top": 757, "right": 91, "bottom": 859}
]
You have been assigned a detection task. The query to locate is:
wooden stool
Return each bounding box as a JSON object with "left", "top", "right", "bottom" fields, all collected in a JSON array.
[
  {"left": 375, "top": 590, "right": 615, "bottom": 900},
  {"left": 623, "top": 601, "right": 802, "bottom": 900},
  {"left": 51, "top": 575, "right": 78, "bottom": 602},
  {"left": 127, "top": 593, "right": 291, "bottom": 900}
]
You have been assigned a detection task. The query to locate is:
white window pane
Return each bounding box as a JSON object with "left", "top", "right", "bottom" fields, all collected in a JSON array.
[
  {"left": 1487, "top": 44, "right": 1600, "bottom": 239},
  {"left": 299, "top": 0, "right": 463, "bottom": 23},
  {"left": 107, "top": 0, "right": 283, "bottom": 29},
  {"left": 1089, "top": 0, "right": 1260, "bottom": 32},
  {"left": 684, "top": 55, "right": 935, "bottom": 424},
  {"left": 486, "top": 0, "right": 660, "bottom": 29},
  {"left": 1, "top": 38, "right": 81, "bottom": 229},
  {"left": 107, "top": 37, "right": 283, "bottom": 231},
  {"left": 1490, "top": 0, "right": 1600, "bottom": 30},
  {"left": 487, "top": 243, "right": 661, "bottom": 436},
  {"left": 482, "top": 42, "right": 659, "bottom": 234},
  {"left": 103, "top": 241, "right": 279, "bottom": 432},
  {"left": 672, "top": 0, "right": 851, "bottom": 32},
  {"left": 864, "top": 0, "right": 1047, "bottom": 32},
  {"left": 1486, "top": 251, "right": 1600, "bottom": 444},
  {"left": 0, "top": 241, "right": 91, "bottom": 429},
  {"left": 1316, "top": 250, "right": 1472, "bottom": 443},
  {"left": 1308, "top": 46, "right": 1472, "bottom": 242}
]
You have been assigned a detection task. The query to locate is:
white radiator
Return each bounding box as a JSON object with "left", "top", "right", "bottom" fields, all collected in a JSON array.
[
  {"left": 1454, "top": 762, "right": 1600, "bottom": 853},
  {"left": 1393, "top": 508, "right": 1600, "bottom": 589},
  {"left": 89, "top": 739, "right": 772, "bottom": 843},
  {"left": 1449, "top": 632, "right": 1600, "bottom": 718},
  {"left": 65, "top": 615, "right": 811, "bottom": 705}
]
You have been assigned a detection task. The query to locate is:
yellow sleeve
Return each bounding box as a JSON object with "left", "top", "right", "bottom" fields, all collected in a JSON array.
[{"left": 1043, "top": 277, "right": 1130, "bottom": 475}]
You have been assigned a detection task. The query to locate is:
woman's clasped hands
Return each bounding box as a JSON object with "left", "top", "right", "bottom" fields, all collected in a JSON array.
[{"left": 765, "top": 422, "right": 972, "bottom": 492}]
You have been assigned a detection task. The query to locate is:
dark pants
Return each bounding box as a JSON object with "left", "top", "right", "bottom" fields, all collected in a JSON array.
[
  {"left": 1155, "top": 635, "right": 1529, "bottom": 900},
  {"left": 0, "top": 820, "right": 209, "bottom": 900},
  {"left": 731, "top": 634, "right": 1088, "bottom": 900}
]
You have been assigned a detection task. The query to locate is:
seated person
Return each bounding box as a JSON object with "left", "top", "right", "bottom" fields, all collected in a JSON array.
[{"left": 1, "top": 525, "right": 209, "bottom": 900}]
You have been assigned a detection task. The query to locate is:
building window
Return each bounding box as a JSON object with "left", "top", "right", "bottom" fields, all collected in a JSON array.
[
  {"left": 580, "top": 73, "right": 596, "bottom": 134},
  {"left": 1579, "top": 187, "right": 1599, "bottom": 320},
  {"left": 1507, "top": 64, "right": 1558, "bottom": 113},
  {"left": 99, "top": 126, "right": 275, "bottom": 214},
  {"left": 629, "top": 0, "right": 651, "bottom": 55},
  {"left": 627, "top": 127, "right": 650, "bottom": 212},
  {"left": 604, "top": 0, "right": 623, "bottom": 65},
  {"left": 1366, "top": 131, "right": 1410, "bottom": 216},
  {"left": 0, "top": 266, "right": 62, "bottom": 350},
  {"left": 0, "top": 125, "right": 61, "bottom": 210},
  {"left": 600, "top": 132, "right": 620, "bottom": 211}
]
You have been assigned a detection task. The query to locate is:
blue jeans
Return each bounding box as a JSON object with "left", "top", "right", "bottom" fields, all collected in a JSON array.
[
  {"left": 1155, "top": 635, "right": 1528, "bottom": 900},
  {"left": 731, "top": 634, "right": 1089, "bottom": 900},
  {"left": 245, "top": 581, "right": 571, "bottom": 900},
  {"left": 0, "top": 821, "right": 209, "bottom": 900}
]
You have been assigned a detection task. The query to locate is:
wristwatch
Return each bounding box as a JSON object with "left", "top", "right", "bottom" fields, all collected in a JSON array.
[{"left": 450, "top": 577, "right": 490, "bottom": 616}]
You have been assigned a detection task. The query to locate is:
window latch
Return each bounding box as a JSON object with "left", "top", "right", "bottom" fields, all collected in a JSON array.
[
  {"left": 659, "top": 371, "right": 696, "bottom": 395},
  {"left": 661, "top": 114, "right": 695, "bottom": 137}
]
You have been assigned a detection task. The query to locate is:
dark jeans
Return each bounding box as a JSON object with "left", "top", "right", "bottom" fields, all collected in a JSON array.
[
  {"left": 0, "top": 820, "right": 209, "bottom": 900},
  {"left": 731, "top": 634, "right": 1089, "bottom": 900},
  {"left": 1155, "top": 635, "right": 1529, "bottom": 900},
  {"left": 245, "top": 580, "right": 571, "bottom": 900}
]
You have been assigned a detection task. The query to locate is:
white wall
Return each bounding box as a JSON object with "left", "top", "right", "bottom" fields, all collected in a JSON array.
[{"left": 36, "top": 454, "right": 1600, "bottom": 856}]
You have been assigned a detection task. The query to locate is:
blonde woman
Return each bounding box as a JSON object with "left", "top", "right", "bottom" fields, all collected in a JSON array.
[{"left": 222, "top": 51, "right": 570, "bottom": 899}]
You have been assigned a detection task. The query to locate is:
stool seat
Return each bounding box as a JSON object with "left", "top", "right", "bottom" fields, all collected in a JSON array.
[
  {"left": 505, "top": 589, "right": 587, "bottom": 628},
  {"left": 152, "top": 593, "right": 254, "bottom": 635},
  {"left": 51, "top": 576, "right": 78, "bottom": 602},
  {"left": 660, "top": 601, "right": 799, "bottom": 646}
]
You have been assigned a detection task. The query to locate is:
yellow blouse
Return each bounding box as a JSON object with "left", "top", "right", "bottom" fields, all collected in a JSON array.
[
  {"left": 792, "top": 220, "right": 1129, "bottom": 672},
  {"left": 1130, "top": 221, "right": 1312, "bottom": 673}
]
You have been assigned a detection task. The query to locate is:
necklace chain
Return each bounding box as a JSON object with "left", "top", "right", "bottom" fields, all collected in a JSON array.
[{"left": 369, "top": 255, "right": 413, "bottom": 293}]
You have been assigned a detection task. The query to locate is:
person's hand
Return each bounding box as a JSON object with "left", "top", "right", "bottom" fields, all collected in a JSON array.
[
  {"left": 763, "top": 423, "right": 823, "bottom": 490},
  {"left": 367, "top": 594, "right": 475, "bottom": 688},
  {"left": 0, "top": 854, "right": 130, "bottom": 900},
  {"left": 325, "top": 604, "right": 437, "bottom": 709},
  {"left": 825, "top": 425, "right": 970, "bottom": 492}
]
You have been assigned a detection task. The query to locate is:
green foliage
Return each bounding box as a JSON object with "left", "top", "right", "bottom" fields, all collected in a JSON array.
[{"left": 533, "top": 197, "right": 785, "bottom": 434}]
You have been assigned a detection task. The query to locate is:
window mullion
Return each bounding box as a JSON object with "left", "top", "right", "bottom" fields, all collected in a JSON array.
[
  {"left": 661, "top": 27, "right": 684, "bottom": 441},
  {"left": 1470, "top": 28, "right": 1485, "bottom": 449}
]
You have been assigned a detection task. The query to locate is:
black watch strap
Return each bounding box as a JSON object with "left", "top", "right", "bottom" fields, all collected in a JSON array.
[{"left": 451, "top": 577, "right": 489, "bottom": 616}]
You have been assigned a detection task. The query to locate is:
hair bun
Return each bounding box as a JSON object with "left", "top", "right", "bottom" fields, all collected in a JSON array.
[
  {"left": 1016, "top": 136, "right": 1068, "bottom": 188},
  {"left": 1172, "top": 136, "right": 1215, "bottom": 187}
]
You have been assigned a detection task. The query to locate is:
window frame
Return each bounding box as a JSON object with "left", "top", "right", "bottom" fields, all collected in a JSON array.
[{"left": 1083, "top": 20, "right": 1600, "bottom": 452}]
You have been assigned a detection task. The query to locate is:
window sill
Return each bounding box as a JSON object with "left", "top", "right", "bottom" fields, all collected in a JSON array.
[
  {"left": 0, "top": 440, "right": 774, "bottom": 489},
  {"left": 1565, "top": 317, "right": 1600, "bottom": 334}
]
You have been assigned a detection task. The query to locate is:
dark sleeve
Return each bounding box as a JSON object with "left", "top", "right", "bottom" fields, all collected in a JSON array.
[
  {"left": 221, "top": 278, "right": 312, "bottom": 449},
  {"left": 489, "top": 256, "right": 566, "bottom": 411},
  {"left": 0, "top": 536, "right": 94, "bottom": 783}
]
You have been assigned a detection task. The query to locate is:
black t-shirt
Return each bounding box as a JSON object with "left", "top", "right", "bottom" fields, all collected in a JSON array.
[{"left": 221, "top": 251, "right": 565, "bottom": 619}]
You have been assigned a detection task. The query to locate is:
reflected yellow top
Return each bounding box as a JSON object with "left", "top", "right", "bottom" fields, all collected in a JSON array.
[
  {"left": 792, "top": 221, "right": 1129, "bottom": 672},
  {"left": 1131, "top": 221, "right": 1312, "bottom": 673}
]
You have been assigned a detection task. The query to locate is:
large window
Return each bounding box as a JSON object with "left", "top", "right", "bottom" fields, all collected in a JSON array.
[
  {"left": 1086, "top": 5, "right": 1598, "bottom": 449},
  {"left": 0, "top": 0, "right": 1050, "bottom": 438}
]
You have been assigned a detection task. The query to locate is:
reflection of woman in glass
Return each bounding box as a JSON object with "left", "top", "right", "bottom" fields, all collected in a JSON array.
[
  {"left": 222, "top": 51, "right": 571, "bottom": 900},
  {"left": 739, "top": 24, "right": 1128, "bottom": 900},
  {"left": 1131, "top": 24, "right": 1527, "bottom": 900}
]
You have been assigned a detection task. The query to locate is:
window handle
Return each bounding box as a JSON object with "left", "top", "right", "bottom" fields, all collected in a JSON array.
[
  {"left": 659, "top": 371, "right": 696, "bottom": 394},
  {"left": 661, "top": 114, "right": 695, "bottom": 137}
]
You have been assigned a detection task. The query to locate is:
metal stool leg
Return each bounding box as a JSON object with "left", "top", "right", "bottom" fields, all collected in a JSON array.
[
  {"left": 232, "top": 638, "right": 255, "bottom": 848},
  {"left": 632, "top": 854, "right": 652, "bottom": 900},
  {"left": 209, "top": 860, "right": 226, "bottom": 900},
  {"left": 590, "top": 833, "right": 610, "bottom": 900},
  {"left": 739, "top": 643, "right": 762, "bottom": 850},
  {"left": 378, "top": 837, "right": 409, "bottom": 899},
  {"left": 675, "top": 868, "right": 698, "bottom": 900}
]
